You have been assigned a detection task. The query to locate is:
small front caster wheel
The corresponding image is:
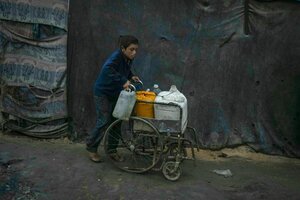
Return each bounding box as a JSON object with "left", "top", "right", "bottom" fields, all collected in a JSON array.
[{"left": 162, "top": 161, "right": 181, "bottom": 181}]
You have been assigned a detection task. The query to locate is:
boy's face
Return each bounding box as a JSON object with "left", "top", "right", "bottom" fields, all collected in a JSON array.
[{"left": 122, "top": 44, "right": 138, "bottom": 60}]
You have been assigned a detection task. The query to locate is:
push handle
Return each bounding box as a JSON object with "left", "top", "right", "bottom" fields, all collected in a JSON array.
[
  {"left": 136, "top": 80, "right": 143, "bottom": 85},
  {"left": 132, "top": 79, "right": 144, "bottom": 91}
]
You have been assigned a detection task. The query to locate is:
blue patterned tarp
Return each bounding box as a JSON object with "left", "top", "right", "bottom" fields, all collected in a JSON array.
[
  {"left": 0, "top": 0, "right": 69, "bottom": 138},
  {"left": 0, "top": 0, "right": 68, "bottom": 30}
]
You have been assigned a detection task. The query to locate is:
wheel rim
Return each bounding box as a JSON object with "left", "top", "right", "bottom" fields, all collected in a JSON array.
[
  {"left": 162, "top": 161, "right": 181, "bottom": 181},
  {"left": 104, "top": 117, "right": 162, "bottom": 173}
]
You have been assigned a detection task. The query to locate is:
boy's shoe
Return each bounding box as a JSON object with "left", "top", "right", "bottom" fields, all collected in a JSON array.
[
  {"left": 89, "top": 152, "right": 102, "bottom": 163},
  {"left": 109, "top": 152, "right": 124, "bottom": 162}
]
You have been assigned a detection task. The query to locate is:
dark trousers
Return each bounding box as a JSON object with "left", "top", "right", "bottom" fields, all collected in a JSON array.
[{"left": 86, "top": 95, "right": 121, "bottom": 153}]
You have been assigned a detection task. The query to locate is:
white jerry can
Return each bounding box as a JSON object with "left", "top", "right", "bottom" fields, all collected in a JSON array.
[
  {"left": 113, "top": 89, "right": 136, "bottom": 120},
  {"left": 154, "top": 85, "right": 188, "bottom": 132}
]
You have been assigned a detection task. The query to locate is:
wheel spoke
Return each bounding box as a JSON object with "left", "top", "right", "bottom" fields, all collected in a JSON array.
[{"left": 104, "top": 117, "right": 162, "bottom": 173}]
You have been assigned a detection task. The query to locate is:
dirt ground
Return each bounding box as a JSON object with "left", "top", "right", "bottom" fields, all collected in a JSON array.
[{"left": 1, "top": 132, "right": 300, "bottom": 200}]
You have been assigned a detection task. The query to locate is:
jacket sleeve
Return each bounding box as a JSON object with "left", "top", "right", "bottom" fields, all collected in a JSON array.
[
  {"left": 106, "top": 57, "right": 128, "bottom": 85},
  {"left": 127, "top": 70, "right": 134, "bottom": 80}
]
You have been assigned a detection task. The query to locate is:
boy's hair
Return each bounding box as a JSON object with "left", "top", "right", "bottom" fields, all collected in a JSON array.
[{"left": 118, "top": 35, "right": 139, "bottom": 49}]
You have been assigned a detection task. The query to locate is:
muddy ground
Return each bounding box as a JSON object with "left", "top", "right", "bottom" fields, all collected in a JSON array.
[{"left": 1, "top": 132, "right": 300, "bottom": 200}]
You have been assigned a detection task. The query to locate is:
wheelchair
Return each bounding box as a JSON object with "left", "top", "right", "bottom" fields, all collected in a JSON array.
[{"left": 103, "top": 100, "right": 199, "bottom": 181}]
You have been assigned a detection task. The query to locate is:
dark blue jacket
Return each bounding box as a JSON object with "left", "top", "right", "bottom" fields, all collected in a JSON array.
[{"left": 94, "top": 49, "right": 134, "bottom": 98}]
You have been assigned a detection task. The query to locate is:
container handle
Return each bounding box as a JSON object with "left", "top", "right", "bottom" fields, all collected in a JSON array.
[{"left": 128, "top": 84, "right": 136, "bottom": 91}]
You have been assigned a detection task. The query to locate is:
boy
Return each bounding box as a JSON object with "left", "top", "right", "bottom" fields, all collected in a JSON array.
[{"left": 86, "top": 35, "right": 140, "bottom": 162}]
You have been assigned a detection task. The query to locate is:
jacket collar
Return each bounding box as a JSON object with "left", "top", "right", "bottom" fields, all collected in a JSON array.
[{"left": 118, "top": 49, "right": 133, "bottom": 65}]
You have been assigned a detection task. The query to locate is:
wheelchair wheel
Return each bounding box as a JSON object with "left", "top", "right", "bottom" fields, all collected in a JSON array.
[
  {"left": 162, "top": 161, "right": 181, "bottom": 181},
  {"left": 104, "top": 117, "right": 162, "bottom": 173}
]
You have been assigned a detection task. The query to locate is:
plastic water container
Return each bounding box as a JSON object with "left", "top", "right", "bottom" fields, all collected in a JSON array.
[
  {"left": 113, "top": 89, "right": 136, "bottom": 120},
  {"left": 154, "top": 85, "right": 188, "bottom": 132},
  {"left": 152, "top": 84, "right": 162, "bottom": 95},
  {"left": 134, "top": 91, "right": 156, "bottom": 118}
]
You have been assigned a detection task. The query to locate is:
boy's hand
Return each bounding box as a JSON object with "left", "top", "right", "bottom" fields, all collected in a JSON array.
[
  {"left": 131, "top": 76, "right": 140, "bottom": 82},
  {"left": 123, "top": 80, "right": 131, "bottom": 89}
]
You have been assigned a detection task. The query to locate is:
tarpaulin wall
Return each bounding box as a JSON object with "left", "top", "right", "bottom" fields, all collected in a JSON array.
[
  {"left": 68, "top": 0, "right": 300, "bottom": 157},
  {"left": 0, "top": 0, "right": 69, "bottom": 138}
]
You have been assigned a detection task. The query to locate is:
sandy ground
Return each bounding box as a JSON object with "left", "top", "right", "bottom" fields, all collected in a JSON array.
[{"left": 1, "top": 132, "right": 300, "bottom": 200}]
